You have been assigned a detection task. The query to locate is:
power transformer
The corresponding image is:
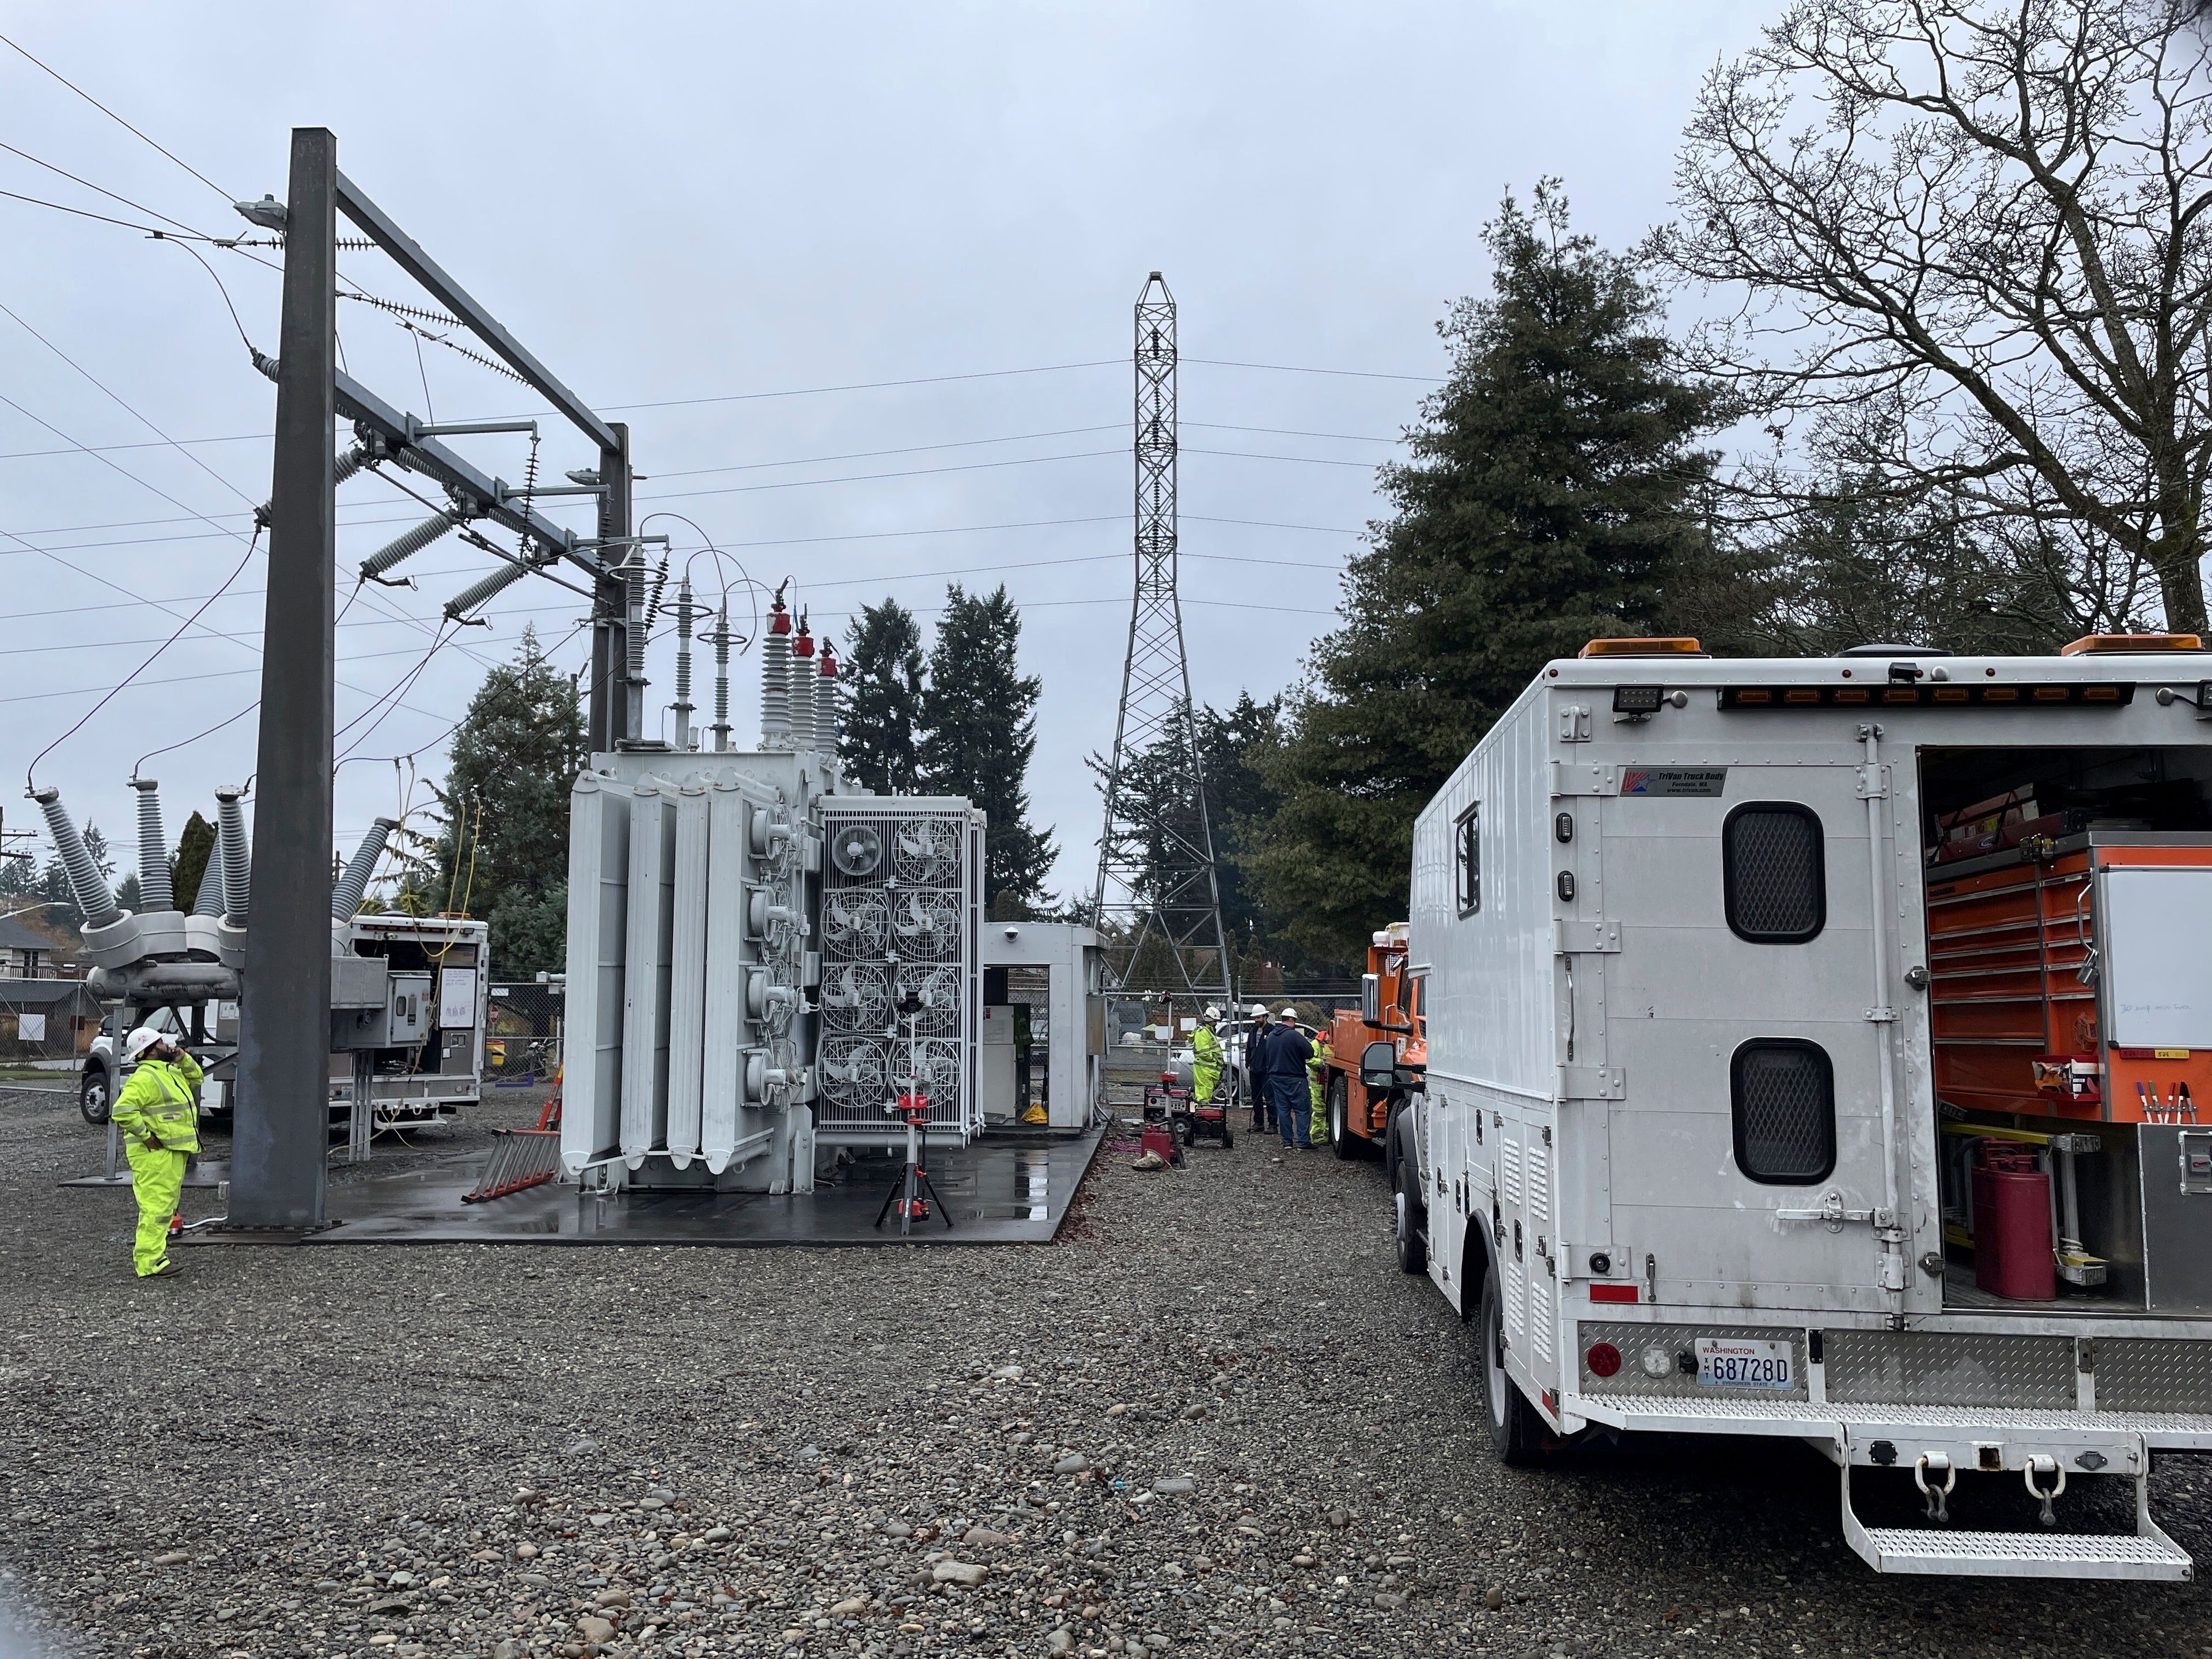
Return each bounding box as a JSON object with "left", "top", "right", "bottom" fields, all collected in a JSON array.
[{"left": 558, "top": 599, "right": 986, "bottom": 1192}]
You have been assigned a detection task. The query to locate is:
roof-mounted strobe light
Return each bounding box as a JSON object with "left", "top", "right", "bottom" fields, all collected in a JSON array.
[
  {"left": 2059, "top": 633, "right": 2206, "bottom": 655},
  {"left": 1577, "top": 637, "right": 1708, "bottom": 658}
]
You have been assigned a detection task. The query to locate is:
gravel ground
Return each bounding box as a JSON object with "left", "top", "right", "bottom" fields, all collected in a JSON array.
[{"left": 9, "top": 1084, "right": 2212, "bottom": 1659}]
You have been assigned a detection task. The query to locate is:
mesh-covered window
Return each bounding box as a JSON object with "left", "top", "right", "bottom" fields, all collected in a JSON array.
[
  {"left": 1724, "top": 803, "right": 1825, "bottom": 942},
  {"left": 1455, "top": 805, "right": 1480, "bottom": 915},
  {"left": 1731, "top": 1039, "right": 1836, "bottom": 1185}
]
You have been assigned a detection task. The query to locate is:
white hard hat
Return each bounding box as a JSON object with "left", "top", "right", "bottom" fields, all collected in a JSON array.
[
  {"left": 123, "top": 1026, "right": 166, "bottom": 1062},
  {"left": 1204, "top": 1005, "right": 1221, "bottom": 1020},
  {"left": 1280, "top": 1005, "right": 1300, "bottom": 1020},
  {"left": 1250, "top": 1002, "right": 1270, "bottom": 1017}
]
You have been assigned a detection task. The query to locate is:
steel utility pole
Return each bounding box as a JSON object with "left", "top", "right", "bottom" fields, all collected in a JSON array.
[
  {"left": 590, "top": 422, "right": 632, "bottom": 752},
  {"left": 1092, "top": 273, "right": 1232, "bottom": 1001},
  {"left": 224, "top": 129, "right": 637, "bottom": 1229},
  {"left": 231, "top": 127, "right": 337, "bottom": 1228}
]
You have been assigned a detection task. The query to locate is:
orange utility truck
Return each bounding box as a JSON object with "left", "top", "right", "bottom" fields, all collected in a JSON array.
[{"left": 1317, "top": 921, "right": 1426, "bottom": 1162}]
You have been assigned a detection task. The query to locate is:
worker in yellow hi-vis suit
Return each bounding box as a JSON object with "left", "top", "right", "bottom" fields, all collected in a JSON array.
[
  {"left": 1191, "top": 1006, "right": 1224, "bottom": 1107},
  {"left": 1308, "top": 1031, "right": 1334, "bottom": 1147},
  {"left": 111, "top": 1027, "right": 201, "bottom": 1279}
]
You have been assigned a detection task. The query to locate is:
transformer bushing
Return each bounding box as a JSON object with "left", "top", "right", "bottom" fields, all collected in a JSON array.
[
  {"left": 672, "top": 577, "right": 695, "bottom": 746},
  {"left": 331, "top": 817, "right": 399, "bottom": 921},
  {"left": 131, "top": 777, "right": 174, "bottom": 912},
  {"left": 761, "top": 598, "right": 792, "bottom": 747},
  {"left": 791, "top": 618, "right": 818, "bottom": 752},
  {"left": 30, "top": 785, "right": 120, "bottom": 929},
  {"left": 193, "top": 839, "right": 227, "bottom": 917},
  {"left": 710, "top": 603, "right": 732, "bottom": 753},
  {"left": 214, "top": 785, "right": 251, "bottom": 925}
]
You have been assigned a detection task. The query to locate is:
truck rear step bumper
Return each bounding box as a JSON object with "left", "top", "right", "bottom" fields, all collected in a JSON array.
[
  {"left": 1577, "top": 1393, "right": 2212, "bottom": 1451},
  {"left": 1577, "top": 1395, "right": 2200, "bottom": 1581}
]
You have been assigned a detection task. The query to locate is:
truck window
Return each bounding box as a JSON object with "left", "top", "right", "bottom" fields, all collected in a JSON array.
[
  {"left": 1724, "top": 802, "right": 1825, "bottom": 943},
  {"left": 1730, "top": 1038, "right": 1836, "bottom": 1184},
  {"left": 1455, "top": 805, "right": 1480, "bottom": 915}
]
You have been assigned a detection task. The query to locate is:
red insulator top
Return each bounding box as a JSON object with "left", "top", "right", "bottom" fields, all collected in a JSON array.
[
  {"left": 793, "top": 612, "right": 815, "bottom": 658},
  {"left": 820, "top": 640, "right": 838, "bottom": 678},
  {"left": 769, "top": 597, "right": 792, "bottom": 636}
]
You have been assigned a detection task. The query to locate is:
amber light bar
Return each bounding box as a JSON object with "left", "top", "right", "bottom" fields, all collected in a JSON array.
[
  {"left": 1578, "top": 637, "right": 1707, "bottom": 658},
  {"left": 1719, "top": 683, "right": 2135, "bottom": 710},
  {"left": 2059, "top": 632, "right": 2204, "bottom": 656}
]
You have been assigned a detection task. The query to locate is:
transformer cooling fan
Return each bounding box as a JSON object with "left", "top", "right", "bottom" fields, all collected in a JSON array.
[
  {"left": 893, "top": 817, "right": 957, "bottom": 883},
  {"left": 830, "top": 823, "right": 884, "bottom": 877}
]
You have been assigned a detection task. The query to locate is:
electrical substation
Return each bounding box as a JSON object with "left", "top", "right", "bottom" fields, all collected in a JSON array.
[{"left": 23, "top": 125, "right": 1123, "bottom": 1249}]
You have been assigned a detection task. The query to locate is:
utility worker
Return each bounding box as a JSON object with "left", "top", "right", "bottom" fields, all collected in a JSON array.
[
  {"left": 112, "top": 1026, "right": 201, "bottom": 1279},
  {"left": 1308, "top": 1027, "right": 1335, "bottom": 1148},
  {"left": 1191, "top": 1006, "right": 1225, "bottom": 1112},
  {"left": 1243, "top": 1003, "right": 1274, "bottom": 1132},
  {"left": 1271, "top": 1008, "right": 1314, "bottom": 1150}
]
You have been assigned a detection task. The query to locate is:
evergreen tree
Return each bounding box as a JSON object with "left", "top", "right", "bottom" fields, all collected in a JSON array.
[
  {"left": 1251, "top": 182, "right": 1722, "bottom": 963},
  {"left": 422, "top": 628, "right": 586, "bottom": 977},
  {"left": 171, "top": 811, "right": 215, "bottom": 912},
  {"left": 116, "top": 872, "right": 143, "bottom": 912},
  {"left": 919, "top": 585, "right": 1056, "bottom": 913},
  {"left": 840, "top": 599, "right": 929, "bottom": 793}
]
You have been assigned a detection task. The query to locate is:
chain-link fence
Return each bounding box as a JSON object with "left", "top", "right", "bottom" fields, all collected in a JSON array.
[
  {"left": 1097, "top": 983, "right": 1361, "bottom": 1108},
  {"left": 0, "top": 982, "right": 103, "bottom": 1062},
  {"left": 485, "top": 981, "right": 563, "bottom": 1084}
]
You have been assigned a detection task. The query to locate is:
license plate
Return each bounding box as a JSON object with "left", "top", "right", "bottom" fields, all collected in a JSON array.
[{"left": 1694, "top": 1338, "right": 1793, "bottom": 1391}]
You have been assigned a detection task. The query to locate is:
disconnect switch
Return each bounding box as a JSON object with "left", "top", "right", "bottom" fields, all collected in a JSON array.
[{"left": 2180, "top": 1130, "right": 2212, "bottom": 1196}]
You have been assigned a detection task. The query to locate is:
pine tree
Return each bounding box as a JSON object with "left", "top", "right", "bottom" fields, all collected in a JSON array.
[
  {"left": 1251, "top": 181, "right": 1722, "bottom": 963},
  {"left": 171, "top": 811, "right": 216, "bottom": 911},
  {"left": 425, "top": 628, "right": 586, "bottom": 976},
  {"left": 919, "top": 585, "right": 1056, "bottom": 913},
  {"left": 840, "top": 599, "right": 929, "bottom": 794}
]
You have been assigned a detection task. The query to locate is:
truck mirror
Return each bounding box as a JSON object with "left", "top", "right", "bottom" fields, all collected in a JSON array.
[
  {"left": 1361, "top": 972, "right": 1380, "bottom": 1024},
  {"left": 1360, "top": 1040, "right": 1397, "bottom": 1089}
]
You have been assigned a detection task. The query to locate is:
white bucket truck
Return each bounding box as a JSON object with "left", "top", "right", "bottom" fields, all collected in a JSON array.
[{"left": 1385, "top": 633, "right": 2212, "bottom": 1579}]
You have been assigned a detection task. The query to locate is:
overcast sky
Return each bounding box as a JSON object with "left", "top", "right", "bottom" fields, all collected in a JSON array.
[{"left": 0, "top": 0, "right": 1776, "bottom": 908}]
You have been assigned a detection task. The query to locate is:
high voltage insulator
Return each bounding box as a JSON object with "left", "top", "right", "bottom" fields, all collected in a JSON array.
[
  {"left": 331, "top": 817, "right": 399, "bottom": 921},
  {"left": 193, "top": 838, "right": 226, "bottom": 918},
  {"left": 362, "top": 506, "right": 468, "bottom": 581},
  {"left": 214, "top": 785, "right": 251, "bottom": 926},
  {"left": 31, "top": 785, "right": 121, "bottom": 929},
  {"left": 672, "top": 577, "right": 696, "bottom": 747},
  {"left": 130, "top": 777, "right": 173, "bottom": 912},
  {"left": 442, "top": 558, "right": 532, "bottom": 622},
  {"left": 710, "top": 602, "right": 733, "bottom": 753},
  {"left": 761, "top": 593, "right": 793, "bottom": 748}
]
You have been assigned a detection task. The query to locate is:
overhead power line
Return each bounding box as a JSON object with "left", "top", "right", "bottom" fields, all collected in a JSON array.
[
  {"left": 0, "top": 30, "right": 235, "bottom": 202},
  {"left": 0, "top": 137, "right": 213, "bottom": 236}
]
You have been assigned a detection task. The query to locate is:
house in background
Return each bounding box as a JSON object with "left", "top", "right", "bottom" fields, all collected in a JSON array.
[
  {"left": 0, "top": 979, "right": 104, "bottom": 1058},
  {"left": 0, "top": 915, "right": 66, "bottom": 978}
]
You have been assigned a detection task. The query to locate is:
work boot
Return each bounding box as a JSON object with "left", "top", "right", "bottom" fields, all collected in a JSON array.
[{"left": 146, "top": 1261, "right": 183, "bottom": 1278}]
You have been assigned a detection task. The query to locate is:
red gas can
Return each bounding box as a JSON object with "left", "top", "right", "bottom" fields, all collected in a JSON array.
[{"left": 1973, "top": 1145, "right": 2055, "bottom": 1301}]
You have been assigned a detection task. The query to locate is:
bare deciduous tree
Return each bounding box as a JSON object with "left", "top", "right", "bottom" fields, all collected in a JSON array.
[{"left": 1657, "top": 0, "right": 2212, "bottom": 631}]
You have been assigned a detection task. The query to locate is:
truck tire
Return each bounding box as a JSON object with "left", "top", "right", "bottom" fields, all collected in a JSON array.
[
  {"left": 1479, "top": 1260, "right": 1551, "bottom": 1467},
  {"left": 1393, "top": 1154, "right": 1427, "bottom": 1275},
  {"left": 80, "top": 1067, "right": 112, "bottom": 1127},
  {"left": 1328, "top": 1074, "right": 1361, "bottom": 1161}
]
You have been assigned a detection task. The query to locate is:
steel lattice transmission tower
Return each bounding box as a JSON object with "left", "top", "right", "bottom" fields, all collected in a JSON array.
[{"left": 1092, "top": 273, "right": 1232, "bottom": 999}]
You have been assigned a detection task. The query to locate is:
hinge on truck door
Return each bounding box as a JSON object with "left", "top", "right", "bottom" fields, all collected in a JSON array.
[{"left": 1855, "top": 764, "right": 1887, "bottom": 800}]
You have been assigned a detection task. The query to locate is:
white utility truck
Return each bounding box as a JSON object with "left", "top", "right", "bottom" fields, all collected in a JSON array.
[{"left": 1382, "top": 634, "right": 2212, "bottom": 1580}]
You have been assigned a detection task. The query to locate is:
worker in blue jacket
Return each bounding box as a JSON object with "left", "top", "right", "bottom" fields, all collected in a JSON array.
[
  {"left": 1268, "top": 1009, "right": 1315, "bottom": 1149},
  {"left": 1241, "top": 1003, "right": 1274, "bottom": 1132}
]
